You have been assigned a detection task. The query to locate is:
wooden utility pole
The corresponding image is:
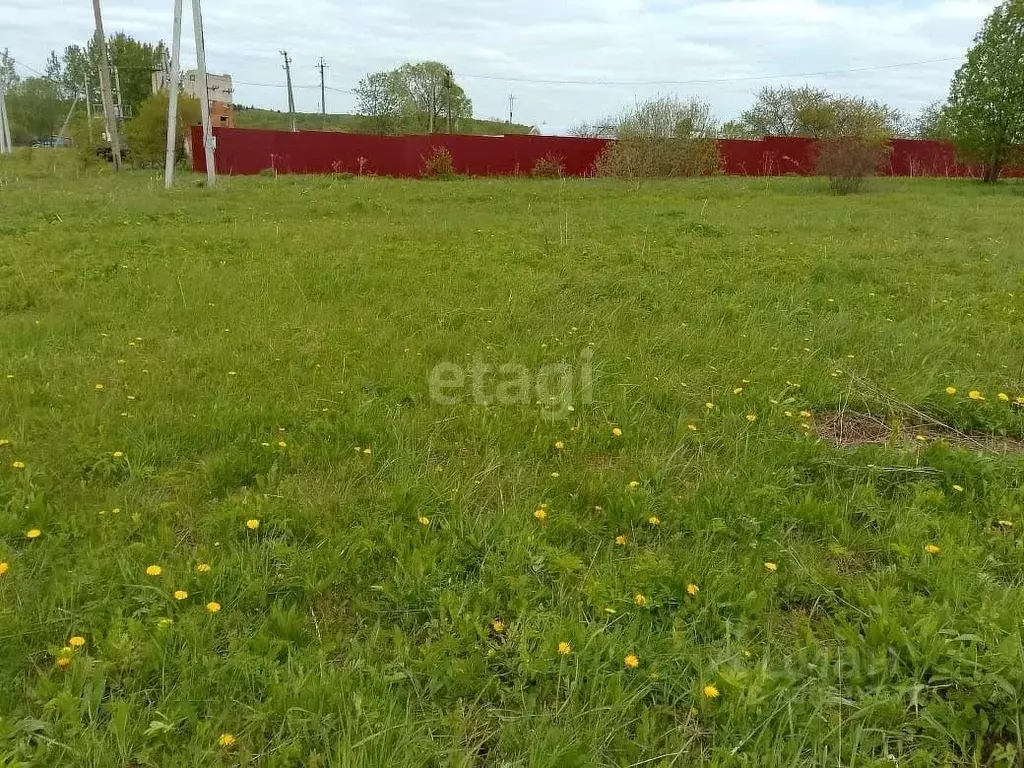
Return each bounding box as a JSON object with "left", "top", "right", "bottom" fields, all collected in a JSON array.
[
  {"left": 92, "top": 0, "right": 122, "bottom": 170},
  {"left": 281, "top": 51, "right": 296, "bottom": 132}
]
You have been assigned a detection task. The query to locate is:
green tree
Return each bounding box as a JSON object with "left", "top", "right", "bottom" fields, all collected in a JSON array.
[
  {"left": 1, "top": 48, "right": 19, "bottom": 90},
  {"left": 124, "top": 90, "right": 200, "bottom": 167},
  {"left": 354, "top": 61, "right": 472, "bottom": 134},
  {"left": 61, "top": 34, "right": 165, "bottom": 118},
  {"left": 737, "top": 86, "right": 902, "bottom": 139},
  {"left": 943, "top": 0, "right": 1024, "bottom": 182},
  {"left": 5, "top": 77, "right": 67, "bottom": 143}
]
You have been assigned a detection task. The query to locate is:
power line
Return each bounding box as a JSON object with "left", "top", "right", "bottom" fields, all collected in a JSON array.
[{"left": 456, "top": 56, "right": 965, "bottom": 87}]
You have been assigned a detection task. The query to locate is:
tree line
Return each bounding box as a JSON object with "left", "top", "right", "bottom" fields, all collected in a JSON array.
[{"left": 569, "top": 0, "right": 1024, "bottom": 183}]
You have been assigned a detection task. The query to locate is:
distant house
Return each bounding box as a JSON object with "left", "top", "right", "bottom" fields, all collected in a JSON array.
[{"left": 183, "top": 71, "right": 235, "bottom": 128}]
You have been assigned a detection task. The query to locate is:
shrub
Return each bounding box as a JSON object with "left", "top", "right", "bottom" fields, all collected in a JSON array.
[
  {"left": 595, "top": 136, "right": 721, "bottom": 179},
  {"left": 123, "top": 92, "right": 201, "bottom": 169},
  {"left": 531, "top": 154, "right": 565, "bottom": 178},
  {"left": 815, "top": 136, "right": 891, "bottom": 195},
  {"left": 422, "top": 146, "right": 456, "bottom": 178}
]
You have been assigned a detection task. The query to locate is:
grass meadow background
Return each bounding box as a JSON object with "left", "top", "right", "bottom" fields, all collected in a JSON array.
[{"left": 2, "top": 151, "right": 1024, "bottom": 765}]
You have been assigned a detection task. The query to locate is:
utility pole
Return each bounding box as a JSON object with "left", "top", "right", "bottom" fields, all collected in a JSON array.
[
  {"left": 192, "top": 0, "right": 216, "bottom": 186},
  {"left": 281, "top": 51, "right": 296, "bottom": 132},
  {"left": 0, "top": 87, "right": 11, "bottom": 154},
  {"left": 508, "top": 93, "right": 515, "bottom": 125},
  {"left": 92, "top": 0, "right": 122, "bottom": 170},
  {"left": 113, "top": 64, "right": 124, "bottom": 122},
  {"left": 444, "top": 67, "right": 453, "bottom": 134},
  {"left": 84, "top": 76, "right": 94, "bottom": 144},
  {"left": 164, "top": 0, "right": 183, "bottom": 188},
  {"left": 316, "top": 56, "right": 327, "bottom": 126}
]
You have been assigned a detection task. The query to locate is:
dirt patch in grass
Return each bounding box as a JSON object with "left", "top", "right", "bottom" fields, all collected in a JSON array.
[{"left": 814, "top": 410, "right": 1024, "bottom": 454}]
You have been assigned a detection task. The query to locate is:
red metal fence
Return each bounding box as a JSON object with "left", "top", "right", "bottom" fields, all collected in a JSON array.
[{"left": 191, "top": 126, "right": 1021, "bottom": 179}]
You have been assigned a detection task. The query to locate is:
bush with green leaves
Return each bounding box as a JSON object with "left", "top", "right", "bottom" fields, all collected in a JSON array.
[
  {"left": 593, "top": 96, "right": 722, "bottom": 179},
  {"left": 123, "top": 91, "right": 201, "bottom": 169}
]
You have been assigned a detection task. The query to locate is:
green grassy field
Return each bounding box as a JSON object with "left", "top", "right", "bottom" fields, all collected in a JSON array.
[{"left": 2, "top": 151, "right": 1024, "bottom": 765}]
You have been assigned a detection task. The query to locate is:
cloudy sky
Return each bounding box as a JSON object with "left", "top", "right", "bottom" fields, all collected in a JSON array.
[{"left": 4, "top": 0, "right": 993, "bottom": 133}]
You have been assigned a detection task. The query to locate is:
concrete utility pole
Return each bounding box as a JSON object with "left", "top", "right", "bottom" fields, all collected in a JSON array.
[
  {"left": 165, "top": 0, "right": 216, "bottom": 188},
  {"left": 444, "top": 67, "right": 453, "bottom": 134},
  {"left": 316, "top": 56, "right": 327, "bottom": 125},
  {"left": 92, "top": 0, "right": 122, "bottom": 170},
  {"left": 281, "top": 51, "right": 296, "bottom": 132},
  {"left": 113, "top": 64, "right": 124, "bottom": 121},
  {"left": 0, "top": 87, "right": 12, "bottom": 154},
  {"left": 508, "top": 93, "right": 515, "bottom": 125},
  {"left": 84, "top": 76, "right": 93, "bottom": 144},
  {"left": 164, "top": 0, "right": 183, "bottom": 188},
  {"left": 192, "top": 0, "right": 216, "bottom": 186}
]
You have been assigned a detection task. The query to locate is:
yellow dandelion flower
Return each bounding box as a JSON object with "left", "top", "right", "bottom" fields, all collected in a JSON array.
[
  {"left": 634, "top": 593, "right": 647, "bottom": 607},
  {"left": 925, "top": 544, "right": 941, "bottom": 554},
  {"left": 554, "top": 440, "right": 565, "bottom": 450},
  {"left": 173, "top": 590, "right": 189, "bottom": 601},
  {"left": 624, "top": 654, "right": 640, "bottom": 669},
  {"left": 799, "top": 410, "right": 812, "bottom": 418},
  {"left": 94, "top": 383, "right": 104, "bottom": 391},
  {"left": 69, "top": 636, "right": 86, "bottom": 648},
  {"left": 0, "top": 562, "right": 8, "bottom": 576},
  {"left": 968, "top": 390, "right": 985, "bottom": 401},
  {"left": 246, "top": 519, "right": 260, "bottom": 530},
  {"left": 1016, "top": 397, "right": 1024, "bottom": 406},
  {"left": 362, "top": 447, "right": 372, "bottom": 455},
  {"left": 703, "top": 684, "right": 720, "bottom": 699},
  {"left": 945, "top": 387, "right": 957, "bottom": 395},
  {"left": 629, "top": 480, "right": 640, "bottom": 489},
  {"left": 217, "top": 733, "right": 236, "bottom": 747},
  {"left": 55, "top": 656, "right": 72, "bottom": 671},
  {"left": 195, "top": 563, "right": 211, "bottom": 573},
  {"left": 999, "top": 393, "right": 1010, "bottom": 402},
  {"left": 732, "top": 387, "right": 744, "bottom": 395},
  {"left": 534, "top": 507, "right": 547, "bottom": 521},
  {"left": 0, "top": 438, "right": 9, "bottom": 446},
  {"left": 686, "top": 583, "right": 700, "bottom": 596},
  {"left": 784, "top": 411, "right": 794, "bottom": 418},
  {"left": 615, "top": 535, "right": 627, "bottom": 546},
  {"left": 206, "top": 601, "right": 222, "bottom": 613},
  {"left": 705, "top": 402, "right": 715, "bottom": 410},
  {"left": 417, "top": 515, "right": 430, "bottom": 527},
  {"left": 557, "top": 641, "right": 572, "bottom": 655},
  {"left": 997, "top": 520, "right": 1014, "bottom": 529},
  {"left": 112, "top": 451, "right": 124, "bottom": 458},
  {"left": 491, "top": 619, "right": 505, "bottom": 633},
  {"left": 12, "top": 461, "right": 25, "bottom": 470},
  {"left": 145, "top": 565, "right": 162, "bottom": 576},
  {"left": 687, "top": 424, "right": 697, "bottom": 431},
  {"left": 156, "top": 617, "right": 174, "bottom": 629},
  {"left": 611, "top": 427, "right": 623, "bottom": 437},
  {"left": 550, "top": 472, "right": 560, "bottom": 478},
  {"left": 277, "top": 441, "right": 287, "bottom": 448},
  {"left": 25, "top": 529, "right": 41, "bottom": 539},
  {"left": 764, "top": 562, "right": 778, "bottom": 572},
  {"left": 647, "top": 516, "right": 661, "bottom": 526},
  {"left": 952, "top": 484, "right": 964, "bottom": 493},
  {"left": 746, "top": 413, "right": 757, "bottom": 422}
]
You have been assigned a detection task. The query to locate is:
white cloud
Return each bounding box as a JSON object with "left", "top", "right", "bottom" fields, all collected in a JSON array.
[{"left": 4, "top": 0, "right": 993, "bottom": 132}]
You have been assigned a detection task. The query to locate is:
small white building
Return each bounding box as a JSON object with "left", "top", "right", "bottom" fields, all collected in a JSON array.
[{"left": 183, "top": 71, "right": 234, "bottom": 104}]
